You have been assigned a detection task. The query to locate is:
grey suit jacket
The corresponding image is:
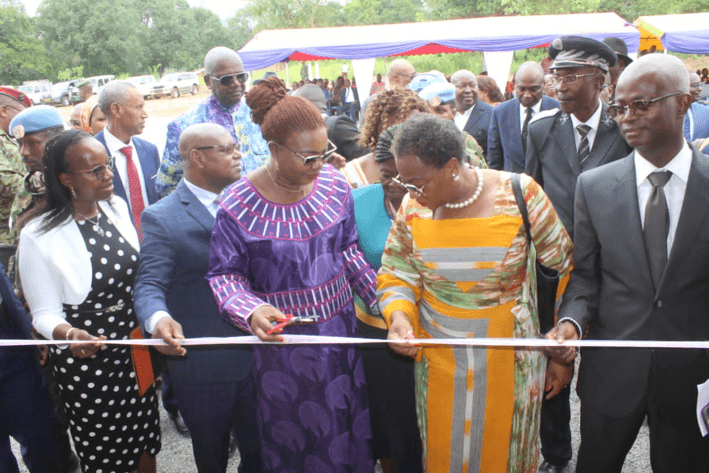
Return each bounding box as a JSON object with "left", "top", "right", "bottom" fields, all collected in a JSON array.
[
  {"left": 559, "top": 149, "right": 709, "bottom": 430},
  {"left": 524, "top": 104, "right": 632, "bottom": 238}
]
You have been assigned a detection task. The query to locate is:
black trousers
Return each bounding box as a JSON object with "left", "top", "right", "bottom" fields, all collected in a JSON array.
[{"left": 540, "top": 384, "right": 573, "bottom": 466}]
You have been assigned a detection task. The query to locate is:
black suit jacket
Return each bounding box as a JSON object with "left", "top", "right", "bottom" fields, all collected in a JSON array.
[
  {"left": 559, "top": 149, "right": 709, "bottom": 431},
  {"left": 524, "top": 104, "right": 632, "bottom": 237},
  {"left": 462, "top": 99, "right": 493, "bottom": 158}
]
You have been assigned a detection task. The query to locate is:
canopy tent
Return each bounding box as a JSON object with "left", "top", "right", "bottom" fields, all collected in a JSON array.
[
  {"left": 634, "top": 13, "right": 709, "bottom": 54},
  {"left": 239, "top": 12, "right": 639, "bottom": 105}
]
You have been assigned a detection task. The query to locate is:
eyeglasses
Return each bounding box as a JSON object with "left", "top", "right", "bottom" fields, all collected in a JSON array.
[
  {"left": 395, "top": 72, "right": 417, "bottom": 79},
  {"left": 607, "top": 92, "right": 683, "bottom": 118},
  {"left": 211, "top": 73, "right": 249, "bottom": 86},
  {"left": 67, "top": 120, "right": 82, "bottom": 128},
  {"left": 68, "top": 156, "right": 115, "bottom": 179},
  {"left": 195, "top": 142, "right": 240, "bottom": 154},
  {"left": 391, "top": 175, "right": 427, "bottom": 197},
  {"left": 270, "top": 140, "right": 337, "bottom": 166},
  {"left": 690, "top": 83, "right": 703, "bottom": 90},
  {"left": 550, "top": 73, "right": 597, "bottom": 86}
]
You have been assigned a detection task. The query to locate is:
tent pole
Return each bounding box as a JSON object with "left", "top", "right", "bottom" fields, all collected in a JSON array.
[{"left": 286, "top": 62, "right": 290, "bottom": 84}]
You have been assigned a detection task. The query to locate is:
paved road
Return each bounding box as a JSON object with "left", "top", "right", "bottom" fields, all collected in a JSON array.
[{"left": 12, "top": 355, "right": 652, "bottom": 472}]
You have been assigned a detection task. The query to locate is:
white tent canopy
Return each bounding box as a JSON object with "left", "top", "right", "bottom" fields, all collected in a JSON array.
[{"left": 240, "top": 12, "right": 640, "bottom": 105}]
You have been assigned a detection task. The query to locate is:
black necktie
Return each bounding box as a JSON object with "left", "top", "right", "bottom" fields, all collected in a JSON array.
[
  {"left": 521, "top": 107, "right": 533, "bottom": 154},
  {"left": 577, "top": 124, "right": 591, "bottom": 165},
  {"left": 644, "top": 170, "right": 673, "bottom": 288}
]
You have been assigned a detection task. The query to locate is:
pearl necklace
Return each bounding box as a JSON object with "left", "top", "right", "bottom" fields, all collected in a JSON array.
[{"left": 444, "top": 168, "right": 484, "bottom": 210}]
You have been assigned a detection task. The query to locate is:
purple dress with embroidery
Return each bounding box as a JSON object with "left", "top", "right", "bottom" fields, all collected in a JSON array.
[{"left": 207, "top": 164, "right": 376, "bottom": 473}]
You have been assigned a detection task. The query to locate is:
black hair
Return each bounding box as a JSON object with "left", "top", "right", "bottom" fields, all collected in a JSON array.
[
  {"left": 35, "top": 130, "right": 93, "bottom": 233},
  {"left": 393, "top": 114, "right": 465, "bottom": 169}
]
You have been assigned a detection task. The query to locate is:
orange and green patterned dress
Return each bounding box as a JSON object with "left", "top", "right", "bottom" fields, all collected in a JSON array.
[{"left": 377, "top": 173, "right": 573, "bottom": 473}]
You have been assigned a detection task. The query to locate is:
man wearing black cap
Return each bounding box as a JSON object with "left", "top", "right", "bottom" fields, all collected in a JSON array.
[
  {"left": 525, "top": 35, "right": 633, "bottom": 473},
  {"left": 602, "top": 37, "right": 633, "bottom": 97}
]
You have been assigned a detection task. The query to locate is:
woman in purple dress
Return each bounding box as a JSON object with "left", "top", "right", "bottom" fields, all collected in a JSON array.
[{"left": 207, "top": 77, "right": 377, "bottom": 472}]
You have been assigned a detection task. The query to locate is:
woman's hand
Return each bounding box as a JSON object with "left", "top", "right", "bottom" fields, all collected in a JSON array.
[
  {"left": 67, "top": 328, "right": 107, "bottom": 359},
  {"left": 387, "top": 310, "right": 419, "bottom": 358},
  {"left": 544, "top": 358, "right": 575, "bottom": 400},
  {"left": 250, "top": 305, "right": 286, "bottom": 342}
]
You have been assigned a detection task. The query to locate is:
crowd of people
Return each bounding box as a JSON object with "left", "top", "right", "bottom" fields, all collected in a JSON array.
[{"left": 1, "top": 33, "right": 709, "bottom": 473}]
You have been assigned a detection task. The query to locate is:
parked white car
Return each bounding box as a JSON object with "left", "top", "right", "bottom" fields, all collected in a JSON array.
[
  {"left": 126, "top": 75, "right": 158, "bottom": 99},
  {"left": 86, "top": 75, "right": 115, "bottom": 96},
  {"left": 18, "top": 83, "right": 52, "bottom": 105},
  {"left": 153, "top": 72, "right": 200, "bottom": 98}
]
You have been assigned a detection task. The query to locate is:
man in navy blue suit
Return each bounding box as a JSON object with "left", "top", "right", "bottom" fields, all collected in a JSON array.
[
  {"left": 134, "top": 123, "right": 261, "bottom": 473},
  {"left": 452, "top": 70, "right": 493, "bottom": 157},
  {"left": 94, "top": 81, "right": 159, "bottom": 238},
  {"left": 487, "top": 62, "right": 559, "bottom": 172},
  {"left": 684, "top": 71, "right": 709, "bottom": 142},
  {"left": 0, "top": 263, "right": 68, "bottom": 473}
]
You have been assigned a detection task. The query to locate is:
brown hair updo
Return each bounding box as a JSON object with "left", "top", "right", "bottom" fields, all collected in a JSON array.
[
  {"left": 246, "top": 76, "right": 325, "bottom": 143},
  {"left": 359, "top": 88, "right": 429, "bottom": 150}
]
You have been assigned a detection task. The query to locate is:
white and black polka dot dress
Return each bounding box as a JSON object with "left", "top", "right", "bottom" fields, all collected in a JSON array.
[{"left": 49, "top": 214, "right": 161, "bottom": 473}]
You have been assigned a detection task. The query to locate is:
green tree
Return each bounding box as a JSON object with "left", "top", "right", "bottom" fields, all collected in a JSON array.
[
  {"left": 0, "top": 0, "right": 51, "bottom": 84},
  {"left": 344, "top": 0, "right": 424, "bottom": 25}
]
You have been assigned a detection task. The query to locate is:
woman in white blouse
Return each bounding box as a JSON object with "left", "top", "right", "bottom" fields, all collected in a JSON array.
[{"left": 19, "top": 130, "right": 161, "bottom": 473}]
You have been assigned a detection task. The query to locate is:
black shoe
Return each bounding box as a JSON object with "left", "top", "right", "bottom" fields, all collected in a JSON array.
[
  {"left": 539, "top": 461, "right": 571, "bottom": 473},
  {"left": 228, "top": 433, "right": 238, "bottom": 458},
  {"left": 167, "top": 410, "right": 190, "bottom": 435}
]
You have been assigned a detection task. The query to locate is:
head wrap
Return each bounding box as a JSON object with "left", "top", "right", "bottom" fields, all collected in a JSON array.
[
  {"left": 79, "top": 96, "right": 99, "bottom": 133},
  {"left": 375, "top": 123, "right": 402, "bottom": 162}
]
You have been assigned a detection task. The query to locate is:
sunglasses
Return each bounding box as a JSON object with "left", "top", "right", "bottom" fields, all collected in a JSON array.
[
  {"left": 211, "top": 73, "right": 249, "bottom": 86},
  {"left": 607, "top": 92, "right": 683, "bottom": 118},
  {"left": 270, "top": 140, "right": 337, "bottom": 166},
  {"left": 391, "top": 175, "right": 427, "bottom": 197},
  {"left": 195, "top": 142, "right": 240, "bottom": 154},
  {"left": 550, "top": 73, "right": 596, "bottom": 86},
  {"left": 68, "top": 156, "right": 115, "bottom": 180}
]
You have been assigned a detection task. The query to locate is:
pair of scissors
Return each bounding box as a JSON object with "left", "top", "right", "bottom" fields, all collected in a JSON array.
[{"left": 266, "top": 314, "right": 319, "bottom": 335}]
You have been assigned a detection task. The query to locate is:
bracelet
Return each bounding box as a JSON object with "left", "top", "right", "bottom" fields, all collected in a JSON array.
[{"left": 65, "top": 327, "right": 78, "bottom": 341}]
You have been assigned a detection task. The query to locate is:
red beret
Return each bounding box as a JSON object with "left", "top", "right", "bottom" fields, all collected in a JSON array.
[{"left": 0, "top": 87, "right": 33, "bottom": 108}]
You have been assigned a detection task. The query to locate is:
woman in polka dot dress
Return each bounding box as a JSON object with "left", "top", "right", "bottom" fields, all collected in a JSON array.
[{"left": 18, "top": 130, "right": 161, "bottom": 472}]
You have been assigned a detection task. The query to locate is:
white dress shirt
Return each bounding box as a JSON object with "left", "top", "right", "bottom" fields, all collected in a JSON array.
[
  {"left": 635, "top": 141, "right": 692, "bottom": 256},
  {"left": 454, "top": 104, "right": 475, "bottom": 131},
  {"left": 519, "top": 99, "right": 543, "bottom": 133},
  {"left": 686, "top": 107, "right": 695, "bottom": 139},
  {"left": 570, "top": 99, "right": 603, "bottom": 151},
  {"left": 102, "top": 127, "right": 150, "bottom": 209},
  {"left": 144, "top": 180, "right": 218, "bottom": 333}
]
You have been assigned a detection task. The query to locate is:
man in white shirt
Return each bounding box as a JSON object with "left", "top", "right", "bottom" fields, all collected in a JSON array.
[
  {"left": 134, "top": 123, "right": 261, "bottom": 473},
  {"left": 451, "top": 69, "right": 493, "bottom": 158},
  {"left": 550, "top": 52, "right": 709, "bottom": 473},
  {"left": 95, "top": 81, "right": 160, "bottom": 240}
]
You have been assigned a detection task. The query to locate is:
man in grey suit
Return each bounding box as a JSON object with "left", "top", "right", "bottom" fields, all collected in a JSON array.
[
  {"left": 134, "top": 123, "right": 262, "bottom": 472},
  {"left": 550, "top": 54, "right": 709, "bottom": 472},
  {"left": 525, "top": 36, "right": 632, "bottom": 473}
]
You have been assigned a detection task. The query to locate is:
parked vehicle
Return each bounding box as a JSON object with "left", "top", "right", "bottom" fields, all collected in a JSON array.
[
  {"left": 49, "top": 80, "right": 82, "bottom": 106},
  {"left": 18, "top": 81, "right": 52, "bottom": 105},
  {"left": 153, "top": 72, "right": 200, "bottom": 98},
  {"left": 126, "top": 75, "right": 158, "bottom": 99},
  {"left": 86, "top": 75, "right": 115, "bottom": 96}
]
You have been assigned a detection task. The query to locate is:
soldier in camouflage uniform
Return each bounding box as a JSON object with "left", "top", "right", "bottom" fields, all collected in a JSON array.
[
  {"left": 0, "top": 87, "right": 32, "bottom": 245},
  {"left": 8, "top": 106, "right": 65, "bottom": 243}
]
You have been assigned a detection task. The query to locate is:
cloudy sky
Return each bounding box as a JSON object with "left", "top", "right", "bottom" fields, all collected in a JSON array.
[{"left": 20, "top": 0, "right": 249, "bottom": 20}]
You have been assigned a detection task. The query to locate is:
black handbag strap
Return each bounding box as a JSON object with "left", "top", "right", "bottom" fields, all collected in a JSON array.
[{"left": 511, "top": 173, "right": 532, "bottom": 243}]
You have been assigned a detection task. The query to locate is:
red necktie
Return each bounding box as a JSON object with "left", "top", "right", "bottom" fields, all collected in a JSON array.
[{"left": 120, "top": 146, "right": 145, "bottom": 241}]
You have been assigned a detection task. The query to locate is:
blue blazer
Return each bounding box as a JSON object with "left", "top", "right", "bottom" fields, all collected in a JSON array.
[
  {"left": 0, "top": 262, "right": 38, "bottom": 374},
  {"left": 462, "top": 99, "right": 493, "bottom": 157},
  {"left": 487, "top": 95, "right": 559, "bottom": 172},
  {"left": 685, "top": 102, "right": 709, "bottom": 141},
  {"left": 133, "top": 180, "right": 252, "bottom": 385},
  {"left": 94, "top": 131, "right": 160, "bottom": 223}
]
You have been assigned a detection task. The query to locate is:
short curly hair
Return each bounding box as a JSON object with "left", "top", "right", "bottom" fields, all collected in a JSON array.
[
  {"left": 393, "top": 114, "right": 465, "bottom": 169},
  {"left": 359, "top": 88, "right": 429, "bottom": 150}
]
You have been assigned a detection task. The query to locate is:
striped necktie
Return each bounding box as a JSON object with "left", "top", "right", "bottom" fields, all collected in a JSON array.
[{"left": 577, "top": 124, "right": 592, "bottom": 165}]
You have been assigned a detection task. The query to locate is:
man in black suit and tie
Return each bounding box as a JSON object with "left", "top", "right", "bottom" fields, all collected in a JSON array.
[
  {"left": 487, "top": 62, "right": 559, "bottom": 172},
  {"left": 452, "top": 70, "right": 492, "bottom": 157},
  {"left": 134, "top": 123, "right": 261, "bottom": 472},
  {"left": 525, "top": 36, "right": 633, "bottom": 473},
  {"left": 550, "top": 53, "right": 709, "bottom": 473}
]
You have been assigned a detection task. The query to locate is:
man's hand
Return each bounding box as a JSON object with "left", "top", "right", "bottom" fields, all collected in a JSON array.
[
  {"left": 387, "top": 311, "right": 419, "bottom": 358},
  {"left": 544, "top": 358, "right": 575, "bottom": 400},
  {"left": 250, "top": 305, "right": 286, "bottom": 342},
  {"left": 544, "top": 321, "right": 579, "bottom": 364},
  {"left": 325, "top": 151, "right": 346, "bottom": 170},
  {"left": 152, "top": 317, "right": 186, "bottom": 356}
]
